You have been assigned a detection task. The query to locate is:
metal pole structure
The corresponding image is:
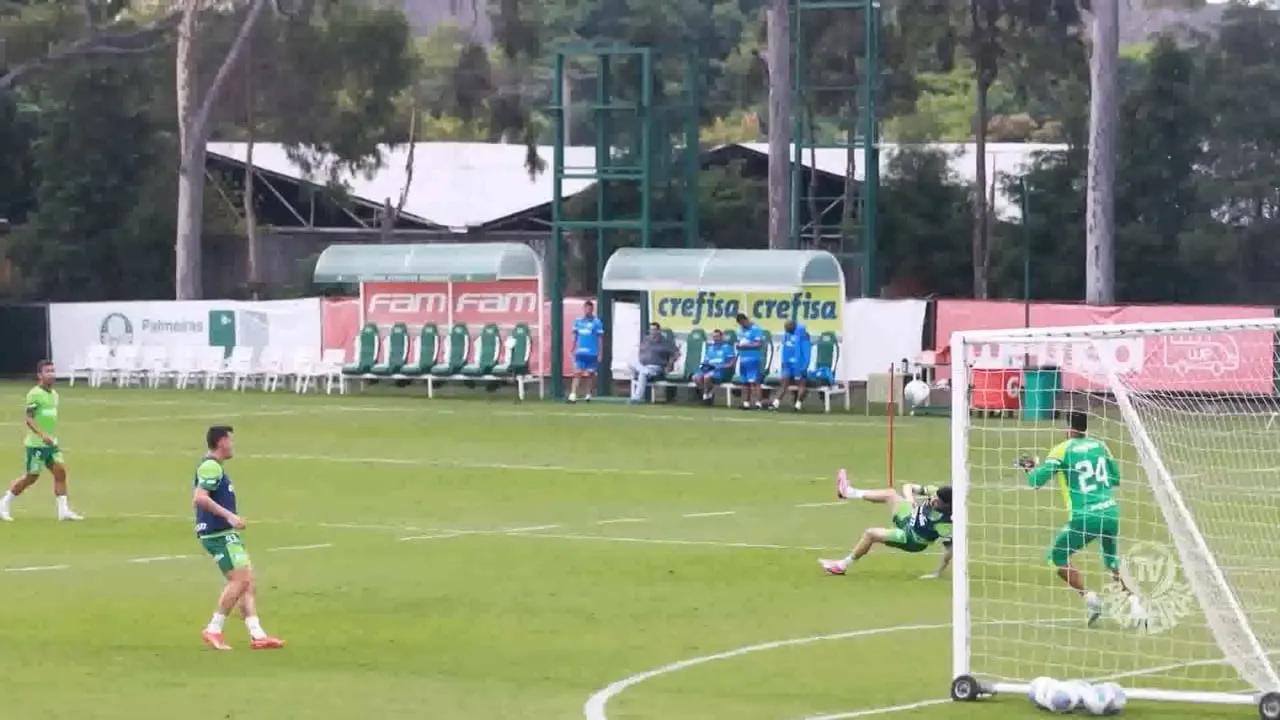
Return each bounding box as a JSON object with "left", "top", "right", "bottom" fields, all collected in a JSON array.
[
  {"left": 1021, "top": 176, "right": 1032, "bottom": 370},
  {"left": 766, "top": 0, "right": 792, "bottom": 249},
  {"left": 860, "top": 0, "right": 880, "bottom": 297},
  {"left": 1085, "top": 0, "right": 1118, "bottom": 305},
  {"left": 549, "top": 51, "right": 568, "bottom": 400}
]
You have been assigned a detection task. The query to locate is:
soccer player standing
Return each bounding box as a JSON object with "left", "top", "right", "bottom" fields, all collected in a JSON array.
[
  {"left": 194, "top": 425, "right": 284, "bottom": 651},
  {"left": 0, "top": 360, "right": 82, "bottom": 522},
  {"left": 772, "top": 319, "right": 812, "bottom": 411},
  {"left": 1018, "top": 411, "right": 1145, "bottom": 626},
  {"left": 734, "top": 313, "right": 766, "bottom": 410},
  {"left": 568, "top": 300, "right": 605, "bottom": 403}
]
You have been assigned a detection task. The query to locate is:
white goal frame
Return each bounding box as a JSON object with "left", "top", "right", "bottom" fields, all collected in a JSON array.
[{"left": 949, "top": 317, "right": 1280, "bottom": 709}]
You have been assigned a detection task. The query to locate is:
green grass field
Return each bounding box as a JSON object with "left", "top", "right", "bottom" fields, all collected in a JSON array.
[{"left": 0, "top": 385, "right": 1265, "bottom": 720}]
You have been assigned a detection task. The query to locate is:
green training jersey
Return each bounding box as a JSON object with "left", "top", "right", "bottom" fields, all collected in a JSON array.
[
  {"left": 24, "top": 385, "right": 58, "bottom": 448},
  {"left": 1027, "top": 436, "right": 1119, "bottom": 517}
]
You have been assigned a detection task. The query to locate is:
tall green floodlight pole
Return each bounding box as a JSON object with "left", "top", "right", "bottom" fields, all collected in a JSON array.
[
  {"left": 550, "top": 52, "right": 568, "bottom": 400},
  {"left": 861, "top": 0, "right": 880, "bottom": 298},
  {"left": 1021, "top": 175, "right": 1032, "bottom": 370}
]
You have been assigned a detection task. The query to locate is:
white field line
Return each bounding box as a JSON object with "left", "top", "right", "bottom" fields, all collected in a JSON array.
[
  {"left": 0, "top": 409, "right": 304, "bottom": 428},
  {"left": 794, "top": 501, "right": 844, "bottom": 508},
  {"left": 800, "top": 699, "right": 950, "bottom": 720},
  {"left": 128, "top": 555, "right": 191, "bottom": 564},
  {"left": 501, "top": 524, "right": 562, "bottom": 533},
  {"left": 268, "top": 543, "right": 334, "bottom": 552},
  {"left": 596, "top": 518, "right": 646, "bottom": 525},
  {"left": 682, "top": 511, "right": 736, "bottom": 518},
  {"left": 3, "top": 564, "right": 70, "bottom": 573}
]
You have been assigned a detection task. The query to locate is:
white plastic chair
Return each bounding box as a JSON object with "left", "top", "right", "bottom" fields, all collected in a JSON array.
[
  {"left": 199, "top": 347, "right": 229, "bottom": 390},
  {"left": 77, "top": 345, "right": 111, "bottom": 387},
  {"left": 257, "top": 347, "right": 285, "bottom": 392},
  {"left": 112, "top": 345, "right": 143, "bottom": 387},
  {"left": 321, "top": 348, "right": 347, "bottom": 395},
  {"left": 166, "top": 346, "right": 199, "bottom": 389},
  {"left": 139, "top": 346, "right": 170, "bottom": 388},
  {"left": 291, "top": 348, "right": 321, "bottom": 393},
  {"left": 225, "top": 347, "right": 256, "bottom": 391}
]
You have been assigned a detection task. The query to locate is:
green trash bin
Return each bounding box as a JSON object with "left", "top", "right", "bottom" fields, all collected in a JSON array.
[{"left": 1022, "top": 365, "right": 1061, "bottom": 422}]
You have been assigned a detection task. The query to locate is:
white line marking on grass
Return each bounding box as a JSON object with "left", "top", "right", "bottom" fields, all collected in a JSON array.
[
  {"left": 596, "top": 518, "right": 646, "bottom": 525},
  {"left": 319, "top": 521, "right": 421, "bottom": 532},
  {"left": 514, "top": 532, "right": 827, "bottom": 552},
  {"left": 502, "top": 524, "right": 562, "bottom": 533},
  {"left": 128, "top": 555, "right": 190, "bottom": 564},
  {"left": 397, "top": 531, "right": 474, "bottom": 542},
  {"left": 268, "top": 543, "right": 334, "bottom": 552},
  {"left": 3, "top": 564, "right": 69, "bottom": 573},
  {"left": 682, "top": 511, "right": 736, "bottom": 518},
  {"left": 800, "top": 699, "right": 950, "bottom": 720},
  {"left": 795, "top": 501, "right": 844, "bottom": 508}
]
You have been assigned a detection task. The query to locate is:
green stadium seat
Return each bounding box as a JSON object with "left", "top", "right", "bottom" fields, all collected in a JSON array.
[
  {"left": 369, "top": 323, "right": 409, "bottom": 376},
  {"left": 664, "top": 329, "right": 706, "bottom": 384},
  {"left": 431, "top": 324, "right": 470, "bottom": 378},
  {"left": 398, "top": 323, "right": 440, "bottom": 377},
  {"left": 460, "top": 324, "right": 500, "bottom": 377},
  {"left": 493, "top": 323, "right": 531, "bottom": 377},
  {"left": 811, "top": 332, "right": 839, "bottom": 385},
  {"left": 342, "top": 323, "right": 379, "bottom": 375}
]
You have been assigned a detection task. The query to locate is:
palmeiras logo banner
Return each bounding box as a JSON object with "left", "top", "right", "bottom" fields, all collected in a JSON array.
[{"left": 99, "top": 313, "right": 134, "bottom": 348}]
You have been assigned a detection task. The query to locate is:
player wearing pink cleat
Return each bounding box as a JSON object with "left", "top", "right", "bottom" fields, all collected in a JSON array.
[{"left": 820, "top": 471, "right": 954, "bottom": 580}]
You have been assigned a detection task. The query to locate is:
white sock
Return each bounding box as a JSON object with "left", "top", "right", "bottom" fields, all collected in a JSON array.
[
  {"left": 245, "top": 615, "right": 267, "bottom": 640},
  {"left": 207, "top": 612, "right": 227, "bottom": 633},
  {"left": 1, "top": 490, "right": 13, "bottom": 508},
  {"left": 55, "top": 495, "right": 70, "bottom": 515},
  {"left": 841, "top": 553, "right": 855, "bottom": 565},
  {"left": 847, "top": 487, "right": 867, "bottom": 500}
]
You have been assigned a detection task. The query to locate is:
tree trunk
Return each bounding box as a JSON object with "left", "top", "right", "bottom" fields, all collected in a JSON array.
[
  {"left": 1085, "top": 0, "right": 1118, "bottom": 305},
  {"left": 173, "top": 0, "right": 271, "bottom": 300},
  {"left": 765, "top": 0, "right": 792, "bottom": 250},
  {"left": 972, "top": 78, "right": 991, "bottom": 300},
  {"left": 244, "top": 41, "right": 259, "bottom": 300},
  {"left": 174, "top": 0, "right": 202, "bottom": 300}
]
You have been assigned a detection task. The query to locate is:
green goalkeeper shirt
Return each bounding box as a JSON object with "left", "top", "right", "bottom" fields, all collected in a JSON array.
[{"left": 1027, "top": 436, "right": 1120, "bottom": 517}]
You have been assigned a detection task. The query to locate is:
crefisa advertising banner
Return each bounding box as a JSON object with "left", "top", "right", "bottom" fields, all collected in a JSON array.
[
  {"left": 48, "top": 299, "right": 322, "bottom": 372},
  {"left": 648, "top": 287, "right": 844, "bottom": 335}
]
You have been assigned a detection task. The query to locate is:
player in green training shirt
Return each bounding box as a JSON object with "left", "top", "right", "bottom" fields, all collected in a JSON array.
[
  {"left": 0, "top": 360, "right": 82, "bottom": 522},
  {"left": 1018, "top": 411, "right": 1144, "bottom": 626},
  {"left": 194, "top": 425, "right": 284, "bottom": 651}
]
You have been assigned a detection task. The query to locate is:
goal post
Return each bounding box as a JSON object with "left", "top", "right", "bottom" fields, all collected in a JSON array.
[{"left": 948, "top": 317, "right": 1280, "bottom": 712}]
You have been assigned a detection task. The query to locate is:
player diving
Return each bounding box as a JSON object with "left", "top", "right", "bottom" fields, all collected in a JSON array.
[
  {"left": 819, "top": 469, "right": 954, "bottom": 579},
  {"left": 1017, "top": 410, "right": 1146, "bottom": 626}
]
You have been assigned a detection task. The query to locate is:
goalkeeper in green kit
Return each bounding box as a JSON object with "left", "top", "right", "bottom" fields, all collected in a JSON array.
[{"left": 1017, "top": 411, "right": 1145, "bottom": 627}]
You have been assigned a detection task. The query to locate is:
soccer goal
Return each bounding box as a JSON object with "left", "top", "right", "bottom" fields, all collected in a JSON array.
[{"left": 947, "top": 318, "right": 1280, "bottom": 718}]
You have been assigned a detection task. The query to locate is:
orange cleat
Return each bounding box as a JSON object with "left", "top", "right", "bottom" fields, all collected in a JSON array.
[
  {"left": 202, "top": 630, "right": 232, "bottom": 651},
  {"left": 250, "top": 636, "right": 285, "bottom": 650}
]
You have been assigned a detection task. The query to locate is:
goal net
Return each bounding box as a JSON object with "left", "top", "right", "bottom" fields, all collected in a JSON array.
[{"left": 951, "top": 318, "right": 1280, "bottom": 706}]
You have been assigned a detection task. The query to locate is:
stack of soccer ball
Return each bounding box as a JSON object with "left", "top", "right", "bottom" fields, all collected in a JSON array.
[{"left": 1028, "top": 677, "right": 1127, "bottom": 715}]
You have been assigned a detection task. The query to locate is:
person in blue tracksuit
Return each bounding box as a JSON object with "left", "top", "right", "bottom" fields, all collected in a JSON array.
[{"left": 772, "top": 320, "right": 812, "bottom": 412}]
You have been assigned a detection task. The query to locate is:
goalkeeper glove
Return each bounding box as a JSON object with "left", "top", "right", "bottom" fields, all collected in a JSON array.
[{"left": 1014, "top": 454, "right": 1038, "bottom": 471}]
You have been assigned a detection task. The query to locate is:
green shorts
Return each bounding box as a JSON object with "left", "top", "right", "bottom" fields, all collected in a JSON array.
[
  {"left": 884, "top": 500, "right": 930, "bottom": 553},
  {"left": 1048, "top": 513, "right": 1120, "bottom": 570},
  {"left": 23, "top": 445, "right": 64, "bottom": 475},
  {"left": 199, "top": 532, "right": 252, "bottom": 574}
]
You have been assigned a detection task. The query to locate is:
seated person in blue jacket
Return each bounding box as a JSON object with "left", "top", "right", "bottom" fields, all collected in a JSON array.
[
  {"left": 771, "top": 319, "right": 812, "bottom": 411},
  {"left": 692, "top": 329, "right": 736, "bottom": 403}
]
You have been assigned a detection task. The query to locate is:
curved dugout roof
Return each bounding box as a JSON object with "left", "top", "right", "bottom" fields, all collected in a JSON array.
[
  {"left": 600, "top": 248, "right": 845, "bottom": 292},
  {"left": 313, "top": 242, "right": 542, "bottom": 283}
]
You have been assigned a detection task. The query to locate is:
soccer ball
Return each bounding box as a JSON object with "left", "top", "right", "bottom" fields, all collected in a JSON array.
[
  {"left": 1100, "top": 683, "right": 1126, "bottom": 713},
  {"left": 1079, "top": 682, "right": 1114, "bottom": 715},
  {"left": 904, "top": 379, "right": 931, "bottom": 408},
  {"left": 1028, "top": 676, "right": 1054, "bottom": 708},
  {"left": 1038, "top": 679, "right": 1081, "bottom": 713}
]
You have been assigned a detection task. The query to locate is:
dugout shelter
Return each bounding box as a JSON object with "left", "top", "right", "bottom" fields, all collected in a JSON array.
[
  {"left": 315, "top": 242, "right": 546, "bottom": 399},
  {"left": 600, "top": 247, "right": 850, "bottom": 411}
]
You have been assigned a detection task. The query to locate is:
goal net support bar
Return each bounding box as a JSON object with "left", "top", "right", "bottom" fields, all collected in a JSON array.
[{"left": 950, "top": 317, "right": 1280, "bottom": 709}]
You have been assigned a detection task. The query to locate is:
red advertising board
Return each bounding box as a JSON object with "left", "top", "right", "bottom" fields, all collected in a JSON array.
[
  {"left": 935, "top": 300, "right": 1275, "bottom": 393},
  {"left": 321, "top": 280, "right": 590, "bottom": 377}
]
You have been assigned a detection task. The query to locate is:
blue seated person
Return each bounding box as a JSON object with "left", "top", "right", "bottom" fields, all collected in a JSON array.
[
  {"left": 771, "top": 319, "right": 812, "bottom": 412},
  {"left": 693, "top": 329, "right": 736, "bottom": 403},
  {"left": 629, "top": 322, "right": 679, "bottom": 403}
]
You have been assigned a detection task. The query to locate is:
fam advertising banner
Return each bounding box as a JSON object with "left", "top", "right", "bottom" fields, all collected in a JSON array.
[
  {"left": 935, "top": 300, "right": 1275, "bottom": 393},
  {"left": 648, "top": 287, "right": 843, "bottom": 335},
  {"left": 49, "top": 298, "right": 321, "bottom": 372}
]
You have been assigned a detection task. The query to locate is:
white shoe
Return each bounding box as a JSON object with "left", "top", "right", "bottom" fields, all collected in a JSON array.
[
  {"left": 794, "top": 401, "right": 803, "bottom": 412},
  {"left": 819, "top": 558, "right": 848, "bottom": 576},
  {"left": 59, "top": 511, "right": 84, "bottom": 521},
  {"left": 1085, "top": 591, "right": 1102, "bottom": 627},
  {"left": 836, "top": 469, "right": 852, "bottom": 499},
  {"left": 0, "top": 510, "right": 11, "bottom": 522},
  {"left": 770, "top": 399, "right": 780, "bottom": 410}
]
